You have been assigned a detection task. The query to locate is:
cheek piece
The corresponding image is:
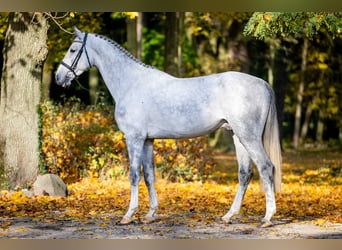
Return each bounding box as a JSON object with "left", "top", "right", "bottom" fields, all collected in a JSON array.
[{"left": 60, "top": 32, "right": 92, "bottom": 79}]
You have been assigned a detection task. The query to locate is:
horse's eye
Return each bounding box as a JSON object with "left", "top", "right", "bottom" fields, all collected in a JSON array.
[{"left": 70, "top": 49, "right": 76, "bottom": 53}]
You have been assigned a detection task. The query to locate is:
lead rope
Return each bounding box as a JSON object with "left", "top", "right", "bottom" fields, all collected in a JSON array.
[{"left": 74, "top": 77, "right": 90, "bottom": 92}]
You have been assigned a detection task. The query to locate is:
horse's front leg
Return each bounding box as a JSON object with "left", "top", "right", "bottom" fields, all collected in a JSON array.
[
  {"left": 142, "top": 139, "right": 158, "bottom": 223},
  {"left": 120, "top": 135, "right": 145, "bottom": 224}
]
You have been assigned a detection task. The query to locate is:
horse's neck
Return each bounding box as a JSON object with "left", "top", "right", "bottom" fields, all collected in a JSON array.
[{"left": 90, "top": 37, "right": 153, "bottom": 102}]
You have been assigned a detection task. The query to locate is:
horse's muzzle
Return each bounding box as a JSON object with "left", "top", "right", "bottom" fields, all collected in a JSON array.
[{"left": 55, "top": 72, "right": 72, "bottom": 88}]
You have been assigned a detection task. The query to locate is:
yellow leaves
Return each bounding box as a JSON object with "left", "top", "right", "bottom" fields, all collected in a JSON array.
[
  {"left": 81, "top": 232, "right": 93, "bottom": 236},
  {"left": 154, "top": 137, "right": 215, "bottom": 182},
  {"left": 217, "top": 197, "right": 230, "bottom": 205},
  {"left": 37, "top": 104, "right": 342, "bottom": 225},
  {"left": 179, "top": 163, "right": 186, "bottom": 170},
  {"left": 122, "top": 12, "right": 139, "bottom": 19},
  {"left": 41, "top": 102, "right": 127, "bottom": 182},
  {"left": 0, "top": 165, "right": 341, "bottom": 229},
  {"left": 314, "top": 219, "right": 327, "bottom": 227},
  {"left": 318, "top": 63, "right": 328, "bottom": 70},
  {"left": 10, "top": 191, "right": 24, "bottom": 200},
  {"left": 1, "top": 222, "right": 12, "bottom": 228},
  {"left": 88, "top": 210, "right": 97, "bottom": 216},
  {"left": 7, "top": 205, "right": 17, "bottom": 212},
  {"left": 155, "top": 155, "right": 164, "bottom": 164},
  {"left": 264, "top": 13, "right": 272, "bottom": 21},
  {"left": 41, "top": 102, "right": 215, "bottom": 183},
  {"left": 304, "top": 169, "right": 320, "bottom": 176},
  {"left": 193, "top": 27, "right": 203, "bottom": 35}
]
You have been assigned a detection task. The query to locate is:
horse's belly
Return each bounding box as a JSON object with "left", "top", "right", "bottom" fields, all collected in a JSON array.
[{"left": 146, "top": 118, "right": 226, "bottom": 139}]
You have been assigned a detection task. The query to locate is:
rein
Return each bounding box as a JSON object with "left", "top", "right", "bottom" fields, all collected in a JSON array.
[{"left": 60, "top": 32, "right": 92, "bottom": 79}]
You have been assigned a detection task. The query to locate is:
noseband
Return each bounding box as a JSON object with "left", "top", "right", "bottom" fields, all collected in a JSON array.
[{"left": 60, "top": 32, "right": 92, "bottom": 78}]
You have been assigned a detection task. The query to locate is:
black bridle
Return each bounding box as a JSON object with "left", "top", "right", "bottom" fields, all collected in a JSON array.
[{"left": 60, "top": 32, "right": 92, "bottom": 79}]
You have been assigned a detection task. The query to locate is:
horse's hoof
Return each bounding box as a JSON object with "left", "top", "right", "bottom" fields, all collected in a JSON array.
[
  {"left": 142, "top": 217, "right": 155, "bottom": 224},
  {"left": 119, "top": 217, "right": 133, "bottom": 225},
  {"left": 221, "top": 217, "right": 232, "bottom": 224},
  {"left": 260, "top": 221, "right": 273, "bottom": 228}
]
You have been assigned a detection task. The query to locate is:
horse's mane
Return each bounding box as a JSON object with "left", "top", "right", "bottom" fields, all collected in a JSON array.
[{"left": 92, "top": 33, "right": 155, "bottom": 69}]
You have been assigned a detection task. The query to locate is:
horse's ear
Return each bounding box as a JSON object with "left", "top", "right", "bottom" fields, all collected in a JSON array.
[{"left": 73, "top": 26, "right": 83, "bottom": 38}]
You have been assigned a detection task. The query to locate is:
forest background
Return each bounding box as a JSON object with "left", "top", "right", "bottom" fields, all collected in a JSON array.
[
  {"left": 0, "top": 11, "right": 341, "bottom": 188},
  {"left": 0, "top": 13, "right": 341, "bottom": 237}
]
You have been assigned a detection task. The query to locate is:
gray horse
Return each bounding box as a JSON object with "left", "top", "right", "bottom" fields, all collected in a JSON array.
[{"left": 56, "top": 27, "right": 282, "bottom": 227}]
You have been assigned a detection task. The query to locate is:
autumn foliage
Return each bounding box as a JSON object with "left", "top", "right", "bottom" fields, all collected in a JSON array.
[
  {"left": 0, "top": 149, "right": 341, "bottom": 227},
  {"left": 0, "top": 101, "right": 340, "bottom": 236},
  {"left": 40, "top": 101, "right": 215, "bottom": 183}
]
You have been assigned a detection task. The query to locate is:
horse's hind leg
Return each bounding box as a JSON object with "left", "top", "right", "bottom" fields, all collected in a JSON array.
[
  {"left": 238, "top": 137, "right": 276, "bottom": 227},
  {"left": 222, "top": 135, "right": 253, "bottom": 223},
  {"left": 142, "top": 139, "right": 158, "bottom": 223}
]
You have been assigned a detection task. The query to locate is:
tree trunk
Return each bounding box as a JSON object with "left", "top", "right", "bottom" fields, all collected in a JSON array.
[
  {"left": 226, "top": 19, "right": 250, "bottom": 73},
  {"left": 316, "top": 109, "right": 325, "bottom": 144},
  {"left": 273, "top": 44, "right": 288, "bottom": 147},
  {"left": 300, "top": 104, "right": 313, "bottom": 143},
  {"left": 126, "top": 13, "right": 143, "bottom": 60},
  {"left": 126, "top": 15, "right": 137, "bottom": 58},
  {"left": 164, "top": 12, "right": 183, "bottom": 77},
  {"left": 267, "top": 39, "right": 276, "bottom": 86},
  {"left": 300, "top": 91, "right": 319, "bottom": 143},
  {"left": 42, "top": 53, "right": 53, "bottom": 101},
  {"left": 0, "top": 12, "right": 49, "bottom": 188},
  {"left": 292, "top": 37, "right": 308, "bottom": 148},
  {"left": 136, "top": 12, "right": 143, "bottom": 60}
]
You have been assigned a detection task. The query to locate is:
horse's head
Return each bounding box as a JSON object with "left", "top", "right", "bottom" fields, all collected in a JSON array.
[{"left": 55, "top": 27, "right": 92, "bottom": 87}]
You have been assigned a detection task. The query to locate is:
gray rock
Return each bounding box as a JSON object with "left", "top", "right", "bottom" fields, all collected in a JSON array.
[
  {"left": 33, "top": 174, "right": 68, "bottom": 197},
  {"left": 22, "top": 189, "right": 34, "bottom": 198}
]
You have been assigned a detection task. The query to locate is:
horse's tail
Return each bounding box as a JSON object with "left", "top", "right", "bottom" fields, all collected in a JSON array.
[{"left": 263, "top": 91, "right": 282, "bottom": 193}]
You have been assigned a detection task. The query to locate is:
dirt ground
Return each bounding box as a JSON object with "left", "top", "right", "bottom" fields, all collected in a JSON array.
[{"left": 1, "top": 212, "right": 341, "bottom": 239}]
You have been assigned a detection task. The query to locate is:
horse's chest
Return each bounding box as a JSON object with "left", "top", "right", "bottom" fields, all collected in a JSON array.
[{"left": 114, "top": 101, "right": 147, "bottom": 130}]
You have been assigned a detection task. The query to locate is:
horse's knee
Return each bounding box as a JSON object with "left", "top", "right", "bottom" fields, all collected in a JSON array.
[
  {"left": 130, "top": 170, "right": 141, "bottom": 186},
  {"left": 143, "top": 170, "right": 155, "bottom": 187}
]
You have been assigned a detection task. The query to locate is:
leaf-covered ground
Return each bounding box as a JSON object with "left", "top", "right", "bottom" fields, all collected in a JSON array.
[{"left": 0, "top": 149, "right": 341, "bottom": 238}]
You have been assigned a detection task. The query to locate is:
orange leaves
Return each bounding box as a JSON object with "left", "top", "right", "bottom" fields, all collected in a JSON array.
[
  {"left": 40, "top": 101, "right": 215, "bottom": 183},
  {"left": 36, "top": 101, "right": 342, "bottom": 225},
  {"left": 154, "top": 138, "right": 215, "bottom": 182},
  {"left": 0, "top": 170, "right": 341, "bottom": 226},
  {"left": 264, "top": 13, "right": 272, "bottom": 21},
  {"left": 281, "top": 150, "right": 342, "bottom": 186},
  {"left": 40, "top": 102, "right": 128, "bottom": 182}
]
